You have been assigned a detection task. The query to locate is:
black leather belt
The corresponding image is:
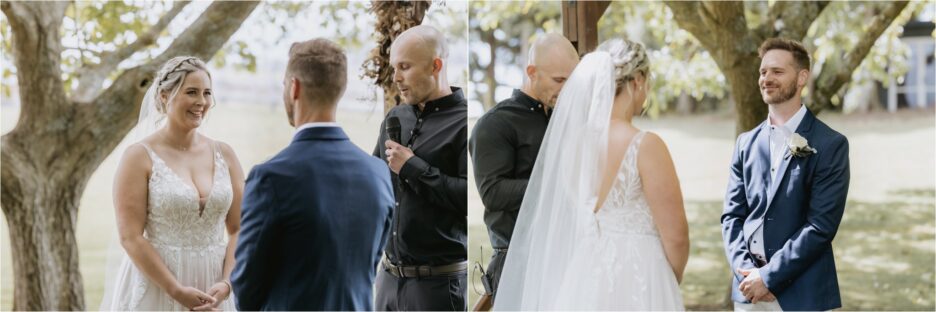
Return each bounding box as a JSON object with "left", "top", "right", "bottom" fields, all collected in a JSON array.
[{"left": 382, "top": 257, "right": 467, "bottom": 278}]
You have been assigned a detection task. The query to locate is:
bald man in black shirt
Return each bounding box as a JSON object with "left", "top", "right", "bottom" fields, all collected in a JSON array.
[{"left": 374, "top": 25, "right": 468, "bottom": 311}]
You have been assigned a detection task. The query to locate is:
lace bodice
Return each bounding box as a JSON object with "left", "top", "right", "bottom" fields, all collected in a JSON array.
[
  {"left": 594, "top": 131, "right": 658, "bottom": 237},
  {"left": 140, "top": 142, "right": 232, "bottom": 248}
]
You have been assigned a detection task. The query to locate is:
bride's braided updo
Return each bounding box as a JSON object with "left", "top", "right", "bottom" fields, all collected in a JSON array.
[
  {"left": 597, "top": 38, "right": 650, "bottom": 96},
  {"left": 153, "top": 56, "right": 212, "bottom": 114}
]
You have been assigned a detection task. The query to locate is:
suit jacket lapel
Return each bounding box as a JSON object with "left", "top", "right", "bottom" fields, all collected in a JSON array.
[
  {"left": 754, "top": 123, "right": 771, "bottom": 190},
  {"left": 766, "top": 149, "right": 792, "bottom": 209},
  {"left": 765, "top": 109, "right": 816, "bottom": 211}
]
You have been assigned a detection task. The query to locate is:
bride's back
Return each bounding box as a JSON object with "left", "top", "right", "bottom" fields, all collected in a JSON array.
[{"left": 595, "top": 121, "right": 641, "bottom": 213}]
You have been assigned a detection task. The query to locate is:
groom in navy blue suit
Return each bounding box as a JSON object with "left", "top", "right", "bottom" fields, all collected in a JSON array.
[
  {"left": 232, "top": 39, "right": 394, "bottom": 311},
  {"left": 722, "top": 38, "right": 850, "bottom": 311}
]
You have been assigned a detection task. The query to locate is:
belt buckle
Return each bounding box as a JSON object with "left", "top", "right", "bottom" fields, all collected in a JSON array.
[{"left": 396, "top": 265, "right": 407, "bottom": 278}]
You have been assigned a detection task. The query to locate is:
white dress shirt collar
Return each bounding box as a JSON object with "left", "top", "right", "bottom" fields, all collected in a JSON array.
[{"left": 295, "top": 122, "right": 340, "bottom": 135}]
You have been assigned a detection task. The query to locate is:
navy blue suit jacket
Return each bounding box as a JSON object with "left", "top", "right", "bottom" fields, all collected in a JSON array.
[
  {"left": 722, "top": 109, "right": 850, "bottom": 310},
  {"left": 232, "top": 127, "right": 394, "bottom": 311}
]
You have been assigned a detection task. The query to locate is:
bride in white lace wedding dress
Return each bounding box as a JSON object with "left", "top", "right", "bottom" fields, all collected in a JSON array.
[
  {"left": 494, "top": 39, "right": 689, "bottom": 310},
  {"left": 101, "top": 57, "right": 245, "bottom": 311}
]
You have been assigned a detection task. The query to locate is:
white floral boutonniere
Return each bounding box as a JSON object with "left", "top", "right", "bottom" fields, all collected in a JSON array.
[{"left": 787, "top": 133, "right": 817, "bottom": 158}]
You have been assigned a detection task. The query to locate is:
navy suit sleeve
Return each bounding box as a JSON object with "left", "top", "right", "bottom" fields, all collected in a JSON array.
[
  {"left": 722, "top": 134, "right": 758, "bottom": 282},
  {"left": 398, "top": 142, "right": 468, "bottom": 217},
  {"left": 231, "top": 166, "right": 280, "bottom": 311},
  {"left": 470, "top": 114, "right": 528, "bottom": 213},
  {"left": 760, "top": 136, "right": 850, "bottom": 293},
  {"left": 374, "top": 164, "right": 393, "bottom": 271},
  {"left": 374, "top": 117, "right": 387, "bottom": 158}
]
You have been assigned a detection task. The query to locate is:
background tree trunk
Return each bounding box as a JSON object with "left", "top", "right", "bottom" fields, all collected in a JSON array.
[
  {"left": 364, "top": 0, "right": 431, "bottom": 115},
  {"left": 0, "top": 1, "right": 260, "bottom": 309},
  {"left": 482, "top": 29, "right": 497, "bottom": 110}
]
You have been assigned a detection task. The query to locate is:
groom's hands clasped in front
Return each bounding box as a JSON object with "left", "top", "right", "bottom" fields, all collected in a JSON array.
[
  {"left": 737, "top": 267, "right": 776, "bottom": 303},
  {"left": 385, "top": 140, "right": 414, "bottom": 174}
]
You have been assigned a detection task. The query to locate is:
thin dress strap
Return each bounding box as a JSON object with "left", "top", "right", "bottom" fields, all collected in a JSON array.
[
  {"left": 212, "top": 140, "right": 225, "bottom": 164},
  {"left": 138, "top": 142, "right": 157, "bottom": 161},
  {"left": 624, "top": 130, "right": 648, "bottom": 177}
]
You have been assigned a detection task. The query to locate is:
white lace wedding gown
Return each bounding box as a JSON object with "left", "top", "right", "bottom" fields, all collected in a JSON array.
[
  {"left": 101, "top": 142, "right": 236, "bottom": 311},
  {"left": 552, "top": 131, "right": 684, "bottom": 310}
]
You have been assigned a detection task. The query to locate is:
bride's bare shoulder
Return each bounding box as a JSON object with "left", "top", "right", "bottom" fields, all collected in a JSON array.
[
  {"left": 637, "top": 131, "right": 674, "bottom": 165},
  {"left": 117, "top": 141, "right": 154, "bottom": 174}
]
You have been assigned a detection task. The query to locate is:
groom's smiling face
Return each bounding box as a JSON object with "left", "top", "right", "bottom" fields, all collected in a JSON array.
[{"left": 759, "top": 50, "right": 806, "bottom": 105}]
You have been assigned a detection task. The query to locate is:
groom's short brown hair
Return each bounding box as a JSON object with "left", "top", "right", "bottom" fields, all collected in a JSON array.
[
  {"left": 287, "top": 38, "right": 347, "bottom": 105},
  {"left": 758, "top": 38, "right": 810, "bottom": 71}
]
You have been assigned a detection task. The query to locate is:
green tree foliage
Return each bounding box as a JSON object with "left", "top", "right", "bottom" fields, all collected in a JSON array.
[{"left": 469, "top": 0, "right": 928, "bottom": 124}]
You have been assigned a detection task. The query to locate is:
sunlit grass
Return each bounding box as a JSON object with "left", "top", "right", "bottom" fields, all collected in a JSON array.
[{"left": 466, "top": 111, "right": 935, "bottom": 310}]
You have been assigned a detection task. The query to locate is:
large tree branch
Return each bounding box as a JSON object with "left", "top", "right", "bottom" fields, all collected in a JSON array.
[
  {"left": 1, "top": 1, "right": 70, "bottom": 136},
  {"left": 71, "top": 0, "right": 259, "bottom": 171},
  {"left": 754, "top": 1, "right": 829, "bottom": 42},
  {"left": 664, "top": 1, "right": 705, "bottom": 40},
  {"left": 72, "top": 0, "right": 191, "bottom": 102},
  {"left": 809, "top": 1, "right": 909, "bottom": 114},
  {"left": 667, "top": 1, "right": 757, "bottom": 71}
]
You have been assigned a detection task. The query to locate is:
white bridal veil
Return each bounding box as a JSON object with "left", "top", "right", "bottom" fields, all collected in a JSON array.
[{"left": 493, "top": 51, "right": 616, "bottom": 310}]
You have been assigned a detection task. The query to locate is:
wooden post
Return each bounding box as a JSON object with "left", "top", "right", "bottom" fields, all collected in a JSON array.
[{"left": 561, "top": 1, "right": 610, "bottom": 55}]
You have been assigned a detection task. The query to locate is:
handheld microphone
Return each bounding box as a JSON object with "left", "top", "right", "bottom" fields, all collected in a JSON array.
[{"left": 386, "top": 116, "right": 402, "bottom": 144}]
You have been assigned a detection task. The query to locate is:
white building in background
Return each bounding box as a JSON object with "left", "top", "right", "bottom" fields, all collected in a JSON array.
[{"left": 883, "top": 20, "right": 935, "bottom": 112}]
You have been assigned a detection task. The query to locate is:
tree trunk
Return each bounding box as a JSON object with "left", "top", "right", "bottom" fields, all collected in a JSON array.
[
  {"left": 482, "top": 29, "right": 497, "bottom": 111},
  {"left": 0, "top": 1, "right": 259, "bottom": 309},
  {"left": 720, "top": 56, "right": 768, "bottom": 133},
  {"left": 1, "top": 146, "right": 86, "bottom": 310}
]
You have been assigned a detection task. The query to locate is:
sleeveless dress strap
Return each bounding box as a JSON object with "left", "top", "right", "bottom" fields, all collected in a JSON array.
[
  {"left": 212, "top": 140, "right": 225, "bottom": 164},
  {"left": 622, "top": 130, "right": 648, "bottom": 180},
  {"left": 138, "top": 143, "right": 157, "bottom": 161}
]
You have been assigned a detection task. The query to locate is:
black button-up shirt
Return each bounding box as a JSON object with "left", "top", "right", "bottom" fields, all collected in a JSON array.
[
  {"left": 469, "top": 89, "right": 550, "bottom": 249},
  {"left": 374, "top": 87, "right": 468, "bottom": 266}
]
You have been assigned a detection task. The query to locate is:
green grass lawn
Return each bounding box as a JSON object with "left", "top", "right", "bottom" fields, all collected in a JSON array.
[
  {"left": 468, "top": 195, "right": 936, "bottom": 310},
  {"left": 467, "top": 111, "right": 936, "bottom": 310}
]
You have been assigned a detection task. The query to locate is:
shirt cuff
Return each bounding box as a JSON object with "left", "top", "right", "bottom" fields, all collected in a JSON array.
[
  {"left": 759, "top": 266, "right": 781, "bottom": 294},
  {"left": 400, "top": 155, "right": 430, "bottom": 181}
]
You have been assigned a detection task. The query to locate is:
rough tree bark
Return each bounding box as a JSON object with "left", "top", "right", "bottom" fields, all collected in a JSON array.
[
  {"left": 363, "top": 0, "right": 431, "bottom": 115},
  {"left": 0, "top": 1, "right": 259, "bottom": 310},
  {"left": 665, "top": 1, "right": 908, "bottom": 134}
]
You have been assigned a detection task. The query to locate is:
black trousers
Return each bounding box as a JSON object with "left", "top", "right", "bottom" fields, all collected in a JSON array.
[
  {"left": 375, "top": 265, "right": 467, "bottom": 311},
  {"left": 483, "top": 249, "right": 508, "bottom": 302}
]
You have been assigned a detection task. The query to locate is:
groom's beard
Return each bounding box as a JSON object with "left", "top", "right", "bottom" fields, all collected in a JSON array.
[{"left": 761, "top": 79, "right": 798, "bottom": 105}]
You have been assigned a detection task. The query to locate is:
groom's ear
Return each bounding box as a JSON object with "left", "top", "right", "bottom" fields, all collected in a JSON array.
[
  {"left": 796, "top": 69, "right": 809, "bottom": 89},
  {"left": 290, "top": 77, "right": 301, "bottom": 101}
]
